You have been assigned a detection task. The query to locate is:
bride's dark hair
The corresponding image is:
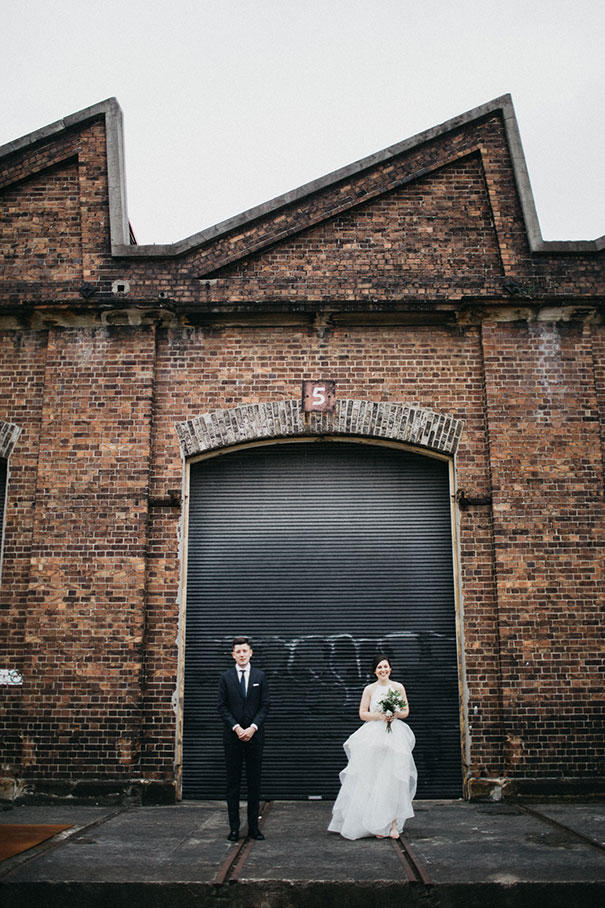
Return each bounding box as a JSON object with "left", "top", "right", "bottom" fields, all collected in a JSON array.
[{"left": 372, "top": 653, "right": 392, "bottom": 673}]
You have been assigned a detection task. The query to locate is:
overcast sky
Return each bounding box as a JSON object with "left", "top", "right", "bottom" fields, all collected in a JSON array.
[{"left": 3, "top": 1, "right": 603, "bottom": 245}]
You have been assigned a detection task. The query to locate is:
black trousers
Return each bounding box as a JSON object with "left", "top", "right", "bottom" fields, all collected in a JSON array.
[{"left": 223, "top": 731, "right": 264, "bottom": 832}]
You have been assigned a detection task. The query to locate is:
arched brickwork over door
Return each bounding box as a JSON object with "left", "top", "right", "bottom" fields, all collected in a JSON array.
[
  {"left": 175, "top": 401, "right": 465, "bottom": 800},
  {"left": 176, "top": 399, "right": 464, "bottom": 461}
]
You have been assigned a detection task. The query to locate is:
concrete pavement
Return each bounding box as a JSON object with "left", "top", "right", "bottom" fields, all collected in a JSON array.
[{"left": 1, "top": 798, "right": 603, "bottom": 906}]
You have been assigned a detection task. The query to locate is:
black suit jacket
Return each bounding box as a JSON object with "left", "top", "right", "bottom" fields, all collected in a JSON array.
[{"left": 218, "top": 666, "right": 270, "bottom": 738}]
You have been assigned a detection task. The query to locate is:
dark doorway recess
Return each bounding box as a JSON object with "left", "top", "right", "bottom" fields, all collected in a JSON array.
[{"left": 182, "top": 441, "right": 462, "bottom": 799}]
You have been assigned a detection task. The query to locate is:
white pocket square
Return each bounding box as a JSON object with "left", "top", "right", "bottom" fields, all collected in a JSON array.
[{"left": 252, "top": 683, "right": 260, "bottom": 687}]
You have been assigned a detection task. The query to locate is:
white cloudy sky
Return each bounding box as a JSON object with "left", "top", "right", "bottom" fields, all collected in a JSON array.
[{"left": 3, "top": 0, "right": 603, "bottom": 245}]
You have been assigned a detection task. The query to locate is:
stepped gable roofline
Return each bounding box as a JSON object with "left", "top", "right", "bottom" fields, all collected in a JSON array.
[{"left": 2, "top": 95, "right": 603, "bottom": 257}]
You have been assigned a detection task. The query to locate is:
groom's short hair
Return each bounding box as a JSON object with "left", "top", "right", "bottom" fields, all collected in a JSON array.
[{"left": 232, "top": 636, "right": 251, "bottom": 649}]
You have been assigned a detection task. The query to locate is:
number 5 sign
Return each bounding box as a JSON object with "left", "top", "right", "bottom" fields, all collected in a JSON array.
[{"left": 302, "top": 380, "right": 336, "bottom": 413}]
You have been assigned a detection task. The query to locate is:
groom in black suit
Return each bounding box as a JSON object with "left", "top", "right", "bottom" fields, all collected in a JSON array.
[{"left": 218, "top": 636, "right": 270, "bottom": 841}]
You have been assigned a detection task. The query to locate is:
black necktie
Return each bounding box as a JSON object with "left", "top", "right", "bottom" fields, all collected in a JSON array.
[{"left": 240, "top": 670, "right": 246, "bottom": 697}]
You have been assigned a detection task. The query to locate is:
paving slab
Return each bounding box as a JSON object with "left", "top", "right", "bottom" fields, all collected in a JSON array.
[
  {"left": 405, "top": 800, "right": 605, "bottom": 883},
  {"left": 2, "top": 802, "right": 228, "bottom": 883},
  {"left": 528, "top": 801, "right": 605, "bottom": 846},
  {"left": 240, "top": 800, "right": 406, "bottom": 881}
]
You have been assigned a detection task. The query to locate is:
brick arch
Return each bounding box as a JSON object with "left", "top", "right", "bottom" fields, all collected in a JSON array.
[
  {"left": 0, "top": 420, "right": 22, "bottom": 459},
  {"left": 175, "top": 399, "right": 463, "bottom": 459}
]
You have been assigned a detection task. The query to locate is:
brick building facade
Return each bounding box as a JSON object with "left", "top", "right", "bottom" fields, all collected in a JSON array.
[{"left": 0, "top": 96, "right": 603, "bottom": 803}]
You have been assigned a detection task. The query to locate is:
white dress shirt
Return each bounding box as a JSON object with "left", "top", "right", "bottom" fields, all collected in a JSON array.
[{"left": 233, "top": 664, "right": 257, "bottom": 731}]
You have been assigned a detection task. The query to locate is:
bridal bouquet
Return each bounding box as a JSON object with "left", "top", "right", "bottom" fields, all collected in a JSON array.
[{"left": 378, "top": 689, "right": 407, "bottom": 733}]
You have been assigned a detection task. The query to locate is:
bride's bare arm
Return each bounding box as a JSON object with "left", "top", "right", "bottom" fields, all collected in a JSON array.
[
  {"left": 359, "top": 685, "right": 383, "bottom": 721},
  {"left": 396, "top": 684, "right": 410, "bottom": 719}
]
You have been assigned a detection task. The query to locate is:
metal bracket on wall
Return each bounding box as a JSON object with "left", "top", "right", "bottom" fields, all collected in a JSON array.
[
  {"left": 455, "top": 490, "right": 492, "bottom": 510},
  {"left": 149, "top": 490, "right": 182, "bottom": 508}
]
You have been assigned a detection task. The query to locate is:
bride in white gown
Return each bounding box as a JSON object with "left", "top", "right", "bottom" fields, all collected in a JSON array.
[{"left": 328, "top": 654, "right": 417, "bottom": 840}]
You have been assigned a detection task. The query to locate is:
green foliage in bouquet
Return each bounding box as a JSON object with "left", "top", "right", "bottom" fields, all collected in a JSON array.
[{"left": 378, "top": 689, "right": 408, "bottom": 732}]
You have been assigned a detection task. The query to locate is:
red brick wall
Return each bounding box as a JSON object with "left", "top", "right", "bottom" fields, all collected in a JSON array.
[
  {"left": 0, "top": 103, "right": 602, "bottom": 800},
  {"left": 0, "top": 161, "right": 82, "bottom": 283},
  {"left": 0, "top": 330, "right": 48, "bottom": 788},
  {"left": 482, "top": 319, "right": 603, "bottom": 780},
  {"left": 200, "top": 155, "right": 503, "bottom": 301},
  {"left": 0, "top": 118, "right": 112, "bottom": 306},
  {"left": 1, "top": 327, "right": 156, "bottom": 791}
]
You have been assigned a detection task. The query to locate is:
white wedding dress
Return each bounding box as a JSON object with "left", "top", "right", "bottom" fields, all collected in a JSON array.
[{"left": 328, "top": 685, "right": 417, "bottom": 840}]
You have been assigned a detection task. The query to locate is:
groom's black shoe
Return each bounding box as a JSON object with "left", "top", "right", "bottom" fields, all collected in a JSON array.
[
  {"left": 248, "top": 829, "right": 265, "bottom": 840},
  {"left": 227, "top": 830, "right": 239, "bottom": 842}
]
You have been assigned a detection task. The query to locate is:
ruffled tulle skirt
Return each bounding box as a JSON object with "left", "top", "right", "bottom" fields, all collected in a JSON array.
[{"left": 328, "top": 719, "right": 417, "bottom": 840}]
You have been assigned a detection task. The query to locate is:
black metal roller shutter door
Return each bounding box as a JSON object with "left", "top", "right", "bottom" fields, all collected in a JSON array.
[{"left": 183, "top": 441, "right": 462, "bottom": 799}]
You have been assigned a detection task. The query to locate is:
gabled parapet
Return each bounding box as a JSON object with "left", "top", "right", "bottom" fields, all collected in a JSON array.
[
  {"left": 0, "top": 98, "right": 129, "bottom": 254},
  {"left": 1, "top": 95, "right": 602, "bottom": 261}
]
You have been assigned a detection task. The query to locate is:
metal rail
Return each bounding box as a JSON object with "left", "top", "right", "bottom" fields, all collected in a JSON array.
[
  {"left": 392, "top": 832, "right": 432, "bottom": 884},
  {"left": 213, "top": 800, "right": 272, "bottom": 885},
  {"left": 215, "top": 802, "right": 432, "bottom": 886},
  {"left": 517, "top": 803, "right": 605, "bottom": 854}
]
